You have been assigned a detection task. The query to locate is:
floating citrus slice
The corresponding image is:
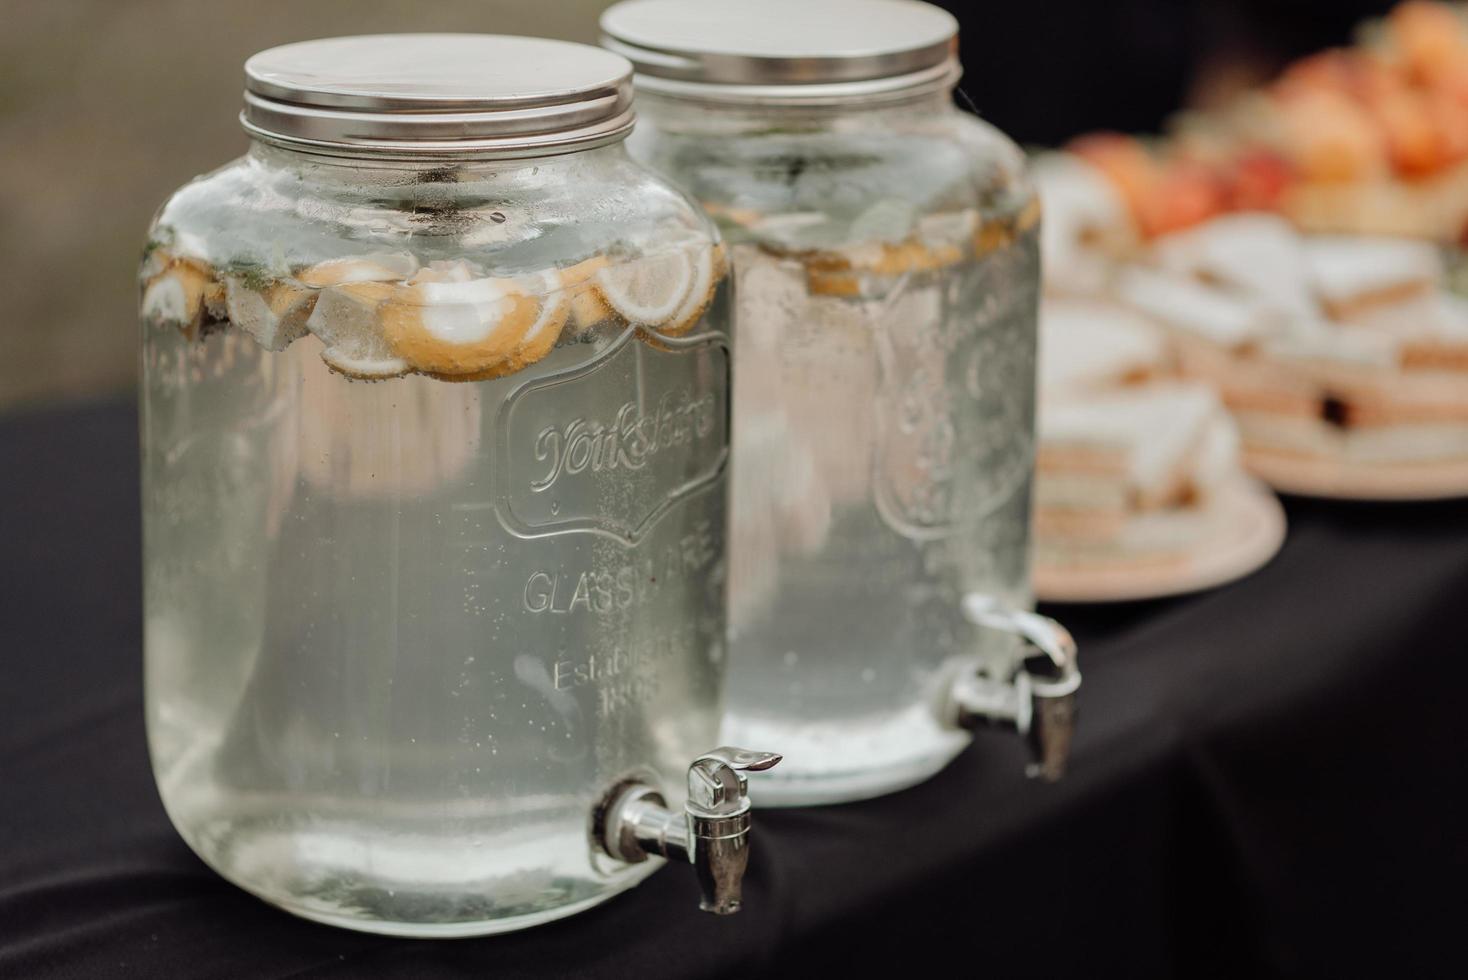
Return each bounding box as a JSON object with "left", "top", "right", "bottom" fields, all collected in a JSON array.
[
  {"left": 554, "top": 255, "right": 612, "bottom": 333},
  {"left": 430, "top": 256, "right": 617, "bottom": 381},
  {"left": 507, "top": 270, "right": 573, "bottom": 368},
  {"left": 320, "top": 347, "right": 411, "bottom": 380},
  {"left": 380, "top": 276, "right": 539, "bottom": 378},
  {"left": 297, "top": 252, "right": 420, "bottom": 288},
  {"left": 140, "top": 255, "right": 215, "bottom": 337},
  {"left": 307, "top": 281, "right": 409, "bottom": 379},
  {"left": 804, "top": 261, "right": 866, "bottom": 298},
  {"left": 203, "top": 280, "right": 228, "bottom": 322},
  {"left": 660, "top": 242, "right": 727, "bottom": 336},
  {"left": 225, "top": 279, "right": 317, "bottom": 351},
  {"left": 593, "top": 246, "right": 698, "bottom": 327},
  {"left": 918, "top": 210, "right": 979, "bottom": 250},
  {"left": 804, "top": 237, "right": 966, "bottom": 297},
  {"left": 568, "top": 291, "right": 611, "bottom": 332},
  {"left": 975, "top": 198, "right": 1043, "bottom": 256}
]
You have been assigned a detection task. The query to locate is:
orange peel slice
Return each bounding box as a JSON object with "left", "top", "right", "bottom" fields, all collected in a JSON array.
[
  {"left": 297, "top": 252, "right": 420, "bottom": 288},
  {"left": 381, "top": 276, "right": 539, "bottom": 377}
]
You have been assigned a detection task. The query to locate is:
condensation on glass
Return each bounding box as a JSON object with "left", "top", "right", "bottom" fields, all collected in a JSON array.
[
  {"left": 603, "top": 0, "right": 1080, "bottom": 806},
  {"left": 138, "top": 34, "right": 777, "bottom": 936}
]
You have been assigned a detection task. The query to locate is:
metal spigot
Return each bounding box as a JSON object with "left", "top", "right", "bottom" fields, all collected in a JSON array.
[
  {"left": 949, "top": 595, "right": 1081, "bottom": 781},
  {"left": 597, "top": 747, "right": 782, "bottom": 915}
]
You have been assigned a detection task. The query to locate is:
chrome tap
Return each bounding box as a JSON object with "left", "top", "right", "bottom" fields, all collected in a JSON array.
[
  {"left": 596, "top": 747, "right": 781, "bottom": 914},
  {"left": 949, "top": 595, "right": 1080, "bottom": 781}
]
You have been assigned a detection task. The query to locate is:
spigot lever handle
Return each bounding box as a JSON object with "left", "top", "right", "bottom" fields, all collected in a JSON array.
[
  {"left": 596, "top": 746, "right": 781, "bottom": 917},
  {"left": 962, "top": 594, "right": 1077, "bottom": 678},
  {"left": 953, "top": 594, "right": 1081, "bottom": 782},
  {"left": 688, "top": 747, "right": 783, "bottom": 815}
]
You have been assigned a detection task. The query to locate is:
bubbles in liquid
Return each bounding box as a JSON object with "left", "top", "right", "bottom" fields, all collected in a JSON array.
[
  {"left": 722, "top": 219, "right": 1039, "bottom": 805},
  {"left": 142, "top": 285, "right": 730, "bottom": 933}
]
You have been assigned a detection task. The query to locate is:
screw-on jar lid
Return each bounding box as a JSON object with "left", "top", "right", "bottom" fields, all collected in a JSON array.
[
  {"left": 242, "top": 34, "right": 635, "bottom": 158},
  {"left": 599, "top": 0, "right": 959, "bottom": 104}
]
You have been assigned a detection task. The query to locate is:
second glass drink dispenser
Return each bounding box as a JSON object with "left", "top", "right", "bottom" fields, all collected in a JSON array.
[{"left": 603, "top": 0, "right": 1081, "bottom": 805}]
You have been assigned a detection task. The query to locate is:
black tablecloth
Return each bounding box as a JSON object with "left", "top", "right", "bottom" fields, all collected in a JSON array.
[{"left": 3, "top": 399, "right": 1465, "bottom": 979}]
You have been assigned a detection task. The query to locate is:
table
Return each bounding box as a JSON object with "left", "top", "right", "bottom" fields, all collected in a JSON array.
[{"left": 3, "top": 399, "right": 1465, "bottom": 979}]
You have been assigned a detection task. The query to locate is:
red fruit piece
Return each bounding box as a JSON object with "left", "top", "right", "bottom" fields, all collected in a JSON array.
[
  {"left": 1068, "top": 132, "right": 1162, "bottom": 219},
  {"left": 1135, "top": 161, "right": 1228, "bottom": 237},
  {"left": 1225, "top": 150, "right": 1295, "bottom": 212},
  {"left": 1391, "top": 1, "right": 1468, "bottom": 90}
]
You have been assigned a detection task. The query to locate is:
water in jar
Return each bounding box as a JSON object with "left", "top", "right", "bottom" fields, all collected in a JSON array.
[
  {"left": 721, "top": 209, "right": 1040, "bottom": 804},
  {"left": 141, "top": 236, "right": 731, "bottom": 935}
]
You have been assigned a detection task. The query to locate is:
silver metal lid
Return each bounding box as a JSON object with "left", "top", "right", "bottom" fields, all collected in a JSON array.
[
  {"left": 599, "top": 0, "right": 959, "bottom": 104},
  {"left": 241, "top": 34, "right": 635, "bottom": 158}
]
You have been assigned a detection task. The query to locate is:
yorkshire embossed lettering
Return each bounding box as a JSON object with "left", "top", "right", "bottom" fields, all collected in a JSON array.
[
  {"left": 520, "top": 519, "right": 718, "bottom": 615},
  {"left": 495, "top": 329, "right": 730, "bottom": 543},
  {"left": 530, "top": 388, "right": 718, "bottom": 493}
]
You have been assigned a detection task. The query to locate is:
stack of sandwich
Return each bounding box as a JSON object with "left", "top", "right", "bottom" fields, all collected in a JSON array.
[
  {"left": 1032, "top": 302, "right": 1283, "bottom": 598},
  {"left": 1035, "top": 0, "right": 1468, "bottom": 498}
]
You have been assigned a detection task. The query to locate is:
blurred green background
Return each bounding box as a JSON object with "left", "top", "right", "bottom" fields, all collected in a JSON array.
[{"left": 0, "top": 0, "right": 609, "bottom": 412}]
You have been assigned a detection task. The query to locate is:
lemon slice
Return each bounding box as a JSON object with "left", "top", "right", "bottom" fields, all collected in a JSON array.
[
  {"left": 805, "top": 266, "right": 865, "bottom": 298},
  {"left": 661, "top": 242, "right": 727, "bottom": 336},
  {"left": 805, "top": 237, "right": 966, "bottom": 297},
  {"left": 141, "top": 257, "right": 214, "bottom": 338},
  {"left": 975, "top": 198, "right": 1043, "bottom": 256},
  {"left": 225, "top": 279, "right": 316, "bottom": 351},
  {"left": 917, "top": 210, "right": 979, "bottom": 250},
  {"left": 203, "top": 279, "right": 228, "bottom": 322},
  {"left": 407, "top": 259, "right": 480, "bottom": 285},
  {"left": 559, "top": 254, "right": 610, "bottom": 291},
  {"left": 1016, "top": 198, "right": 1042, "bottom": 234},
  {"left": 507, "top": 269, "right": 573, "bottom": 368},
  {"left": 427, "top": 271, "right": 574, "bottom": 383},
  {"left": 569, "top": 288, "right": 611, "bottom": 331},
  {"left": 140, "top": 246, "right": 174, "bottom": 283},
  {"left": 804, "top": 246, "right": 869, "bottom": 297},
  {"left": 320, "top": 347, "right": 411, "bottom": 380},
  {"left": 381, "top": 276, "right": 539, "bottom": 377},
  {"left": 306, "top": 281, "right": 409, "bottom": 379},
  {"left": 552, "top": 255, "right": 611, "bottom": 332},
  {"left": 430, "top": 257, "right": 609, "bottom": 380},
  {"left": 297, "top": 252, "right": 420, "bottom": 288},
  {"left": 594, "top": 247, "right": 697, "bottom": 327}
]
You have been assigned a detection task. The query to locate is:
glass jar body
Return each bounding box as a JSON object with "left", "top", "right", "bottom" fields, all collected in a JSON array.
[
  {"left": 630, "top": 91, "right": 1040, "bottom": 805},
  {"left": 140, "top": 142, "right": 731, "bottom": 934}
]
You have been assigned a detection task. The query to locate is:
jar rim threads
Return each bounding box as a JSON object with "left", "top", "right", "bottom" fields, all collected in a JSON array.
[
  {"left": 600, "top": 0, "right": 959, "bottom": 105},
  {"left": 242, "top": 34, "right": 636, "bottom": 158}
]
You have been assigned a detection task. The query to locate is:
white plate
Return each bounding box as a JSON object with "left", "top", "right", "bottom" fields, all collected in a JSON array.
[
  {"left": 1244, "top": 449, "right": 1468, "bottom": 501},
  {"left": 1033, "top": 477, "right": 1287, "bottom": 603}
]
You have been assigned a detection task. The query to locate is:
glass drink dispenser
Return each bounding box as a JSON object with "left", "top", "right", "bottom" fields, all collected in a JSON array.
[
  {"left": 603, "top": 0, "right": 1080, "bottom": 806},
  {"left": 139, "top": 34, "right": 778, "bottom": 935}
]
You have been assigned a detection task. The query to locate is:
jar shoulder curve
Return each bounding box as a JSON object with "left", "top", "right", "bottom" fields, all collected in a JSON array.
[
  {"left": 144, "top": 156, "right": 255, "bottom": 263},
  {"left": 143, "top": 146, "right": 718, "bottom": 286},
  {"left": 943, "top": 110, "right": 1035, "bottom": 205},
  {"left": 628, "top": 99, "right": 1032, "bottom": 250}
]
